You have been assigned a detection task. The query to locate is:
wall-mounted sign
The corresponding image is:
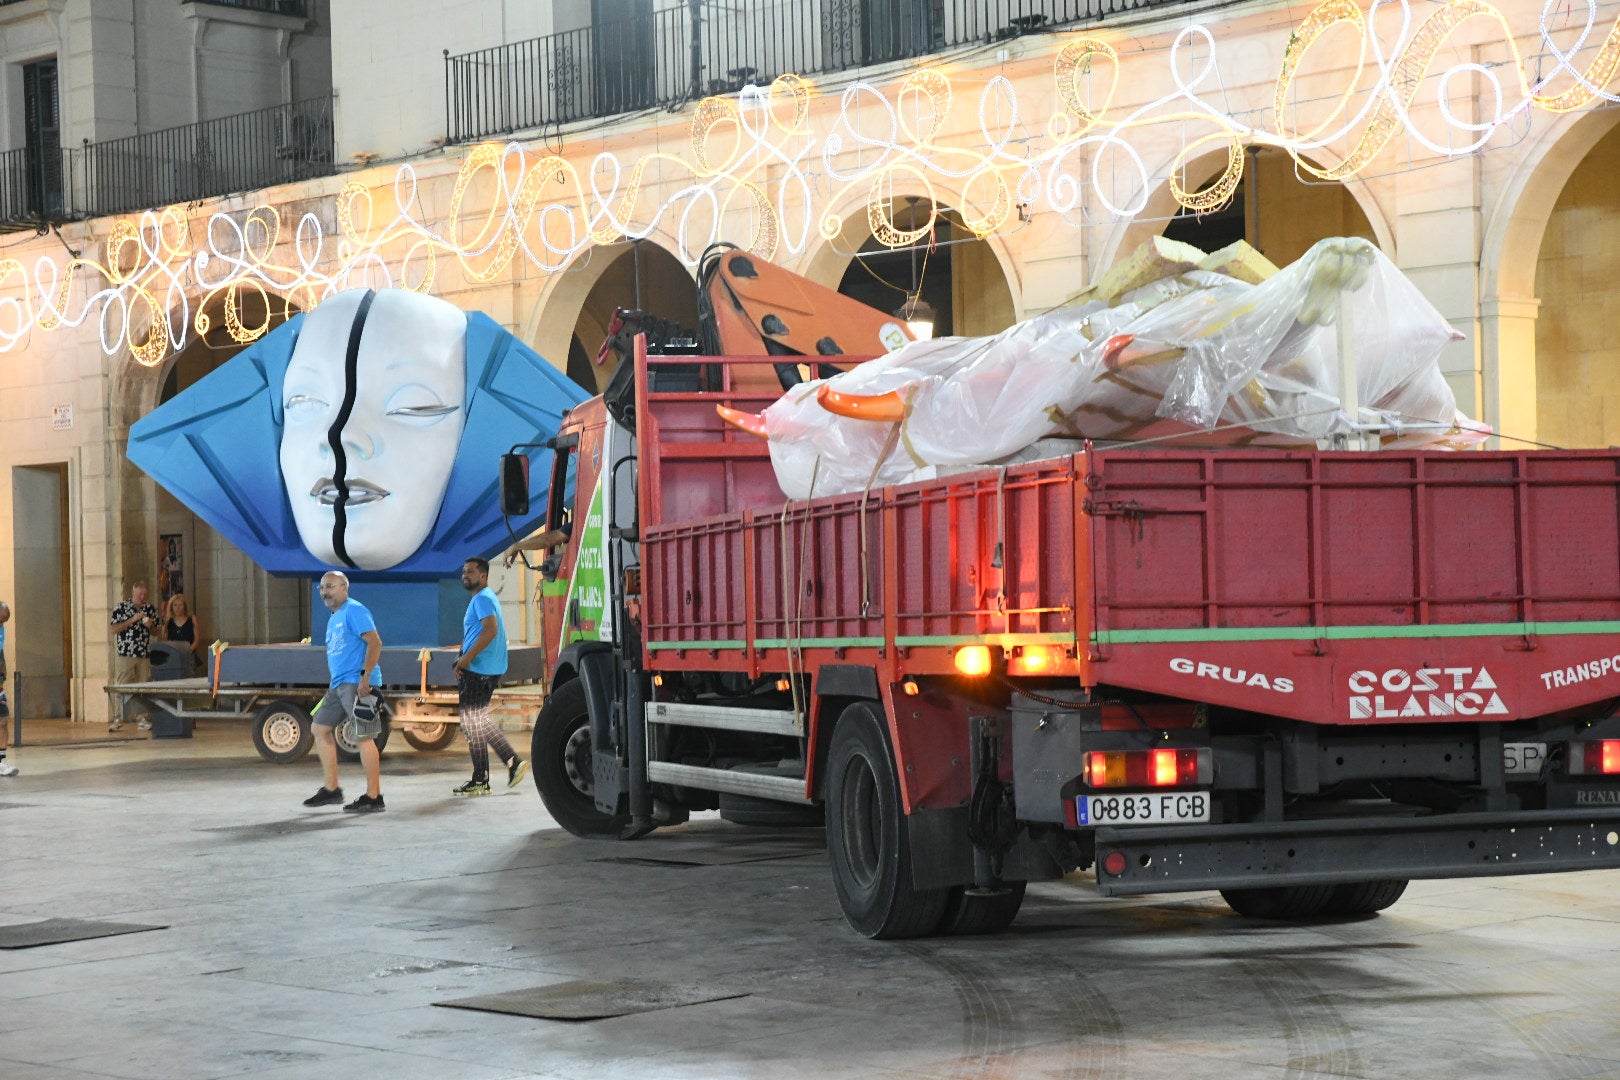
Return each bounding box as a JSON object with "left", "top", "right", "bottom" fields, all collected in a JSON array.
[{"left": 51, "top": 404, "right": 73, "bottom": 430}]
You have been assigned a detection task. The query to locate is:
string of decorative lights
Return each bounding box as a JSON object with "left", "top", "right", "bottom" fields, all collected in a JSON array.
[{"left": 0, "top": 0, "right": 1614, "bottom": 364}]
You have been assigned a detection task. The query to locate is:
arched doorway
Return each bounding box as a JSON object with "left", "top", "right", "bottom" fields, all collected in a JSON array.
[
  {"left": 535, "top": 241, "right": 699, "bottom": 393},
  {"left": 1532, "top": 121, "right": 1620, "bottom": 449},
  {"left": 1160, "top": 147, "right": 1377, "bottom": 264},
  {"left": 828, "top": 197, "right": 1016, "bottom": 339},
  {"left": 120, "top": 290, "right": 307, "bottom": 666}
]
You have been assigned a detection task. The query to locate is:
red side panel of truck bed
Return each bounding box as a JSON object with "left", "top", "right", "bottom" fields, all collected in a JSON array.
[{"left": 637, "top": 353, "right": 1620, "bottom": 725}]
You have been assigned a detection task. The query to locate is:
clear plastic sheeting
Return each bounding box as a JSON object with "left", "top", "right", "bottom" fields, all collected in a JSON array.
[{"left": 756, "top": 237, "right": 1488, "bottom": 500}]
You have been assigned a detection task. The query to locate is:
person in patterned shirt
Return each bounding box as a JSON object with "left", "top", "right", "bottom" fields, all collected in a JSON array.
[{"left": 109, "top": 580, "right": 159, "bottom": 732}]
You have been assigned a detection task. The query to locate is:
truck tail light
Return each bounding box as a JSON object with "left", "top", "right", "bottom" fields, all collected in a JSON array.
[
  {"left": 1010, "top": 645, "right": 1058, "bottom": 674},
  {"left": 1085, "top": 748, "right": 1209, "bottom": 789},
  {"left": 1568, "top": 740, "right": 1620, "bottom": 775},
  {"left": 954, "top": 645, "right": 993, "bottom": 677}
]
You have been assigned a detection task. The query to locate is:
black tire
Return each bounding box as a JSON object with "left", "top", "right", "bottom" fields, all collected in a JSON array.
[
  {"left": 252, "top": 700, "right": 314, "bottom": 764},
  {"left": 718, "top": 791, "right": 825, "bottom": 827},
  {"left": 824, "top": 702, "right": 949, "bottom": 939},
  {"left": 936, "top": 882, "right": 1027, "bottom": 935},
  {"left": 334, "top": 712, "right": 391, "bottom": 762},
  {"left": 401, "top": 723, "right": 459, "bottom": 752},
  {"left": 532, "top": 679, "right": 645, "bottom": 840},
  {"left": 1321, "top": 879, "right": 1408, "bottom": 916},
  {"left": 1219, "top": 884, "right": 1338, "bottom": 920}
]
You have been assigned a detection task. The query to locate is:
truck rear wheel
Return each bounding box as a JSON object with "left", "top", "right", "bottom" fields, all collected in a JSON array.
[
  {"left": 252, "top": 700, "right": 314, "bottom": 764},
  {"left": 401, "top": 723, "right": 458, "bottom": 752},
  {"left": 1219, "top": 884, "right": 1336, "bottom": 920},
  {"left": 532, "top": 679, "right": 643, "bottom": 840},
  {"left": 825, "top": 702, "right": 949, "bottom": 939},
  {"left": 1321, "top": 879, "right": 1408, "bottom": 916},
  {"left": 936, "top": 882, "right": 1027, "bottom": 935}
]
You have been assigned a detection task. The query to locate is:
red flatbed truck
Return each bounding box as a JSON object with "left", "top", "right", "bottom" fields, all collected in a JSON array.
[{"left": 516, "top": 340, "right": 1620, "bottom": 938}]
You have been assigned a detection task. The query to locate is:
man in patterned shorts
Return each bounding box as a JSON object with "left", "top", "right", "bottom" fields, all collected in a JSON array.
[{"left": 451, "top": 557, "right": 526, "bottom": 796}]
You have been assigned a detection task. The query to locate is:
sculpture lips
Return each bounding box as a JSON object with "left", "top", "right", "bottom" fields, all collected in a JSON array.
[{"left": 310, "top": 477, "right": 389, "bottom": 506}]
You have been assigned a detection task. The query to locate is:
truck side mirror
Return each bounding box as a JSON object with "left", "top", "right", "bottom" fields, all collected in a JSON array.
[{"left": 500, "top": 453, "right": 530, "bottom": 516}]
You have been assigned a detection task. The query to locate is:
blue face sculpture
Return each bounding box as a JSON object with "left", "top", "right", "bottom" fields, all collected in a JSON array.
[{"left": 128, "top": 288, "right": 589, "bottom": 578}]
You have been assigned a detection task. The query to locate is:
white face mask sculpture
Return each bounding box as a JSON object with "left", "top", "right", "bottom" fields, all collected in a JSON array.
[{"left": 279, "top": 289, "right": 468, "bottom": 571}]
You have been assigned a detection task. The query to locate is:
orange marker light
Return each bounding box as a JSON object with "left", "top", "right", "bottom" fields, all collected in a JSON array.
[
  {"left": 954, "top": 645, "right": 993, "bottom": 677},
  {"left": 775, "top": 678, "right": 792, "bottom": 692},
  {"left": 1015, "top": 645, "right": 1052, "bottom": 673},
  {"left": 901, "top": 679, "right": 920, "bottom": 696}
]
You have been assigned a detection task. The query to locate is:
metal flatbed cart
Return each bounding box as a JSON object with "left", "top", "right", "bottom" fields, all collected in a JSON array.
[{"left": 104, "top": 643, "right": 547, "bottom": 763}]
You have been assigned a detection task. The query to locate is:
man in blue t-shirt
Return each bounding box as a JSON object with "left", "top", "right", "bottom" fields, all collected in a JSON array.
[
  {"left": 302, "top": 571, "right": 386, "bottom": 812},
  {"left": 451, "top": 557, "right": 525, "bottom": 796}
]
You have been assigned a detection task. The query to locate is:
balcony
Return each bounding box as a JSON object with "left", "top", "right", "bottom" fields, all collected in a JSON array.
[
  {"left": 445, "top": 0, "right": 1184, "bottom": 143},
  {"left": 0, "top": 96, "right": 336, "bottom": 230},
  {"left": 186, "top": 0, "right": 310, "bottom": 16},
  {"left": 80, "top": 96, "right": 336, "bottom": 219},
  {"left": 0, "top": 145, "right": 75, "bottom": 232}
]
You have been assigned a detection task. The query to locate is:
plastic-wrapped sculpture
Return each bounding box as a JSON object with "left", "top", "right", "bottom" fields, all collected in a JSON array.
[{"left": 723, "top": 236, "right": 1488, "bottom": 500}]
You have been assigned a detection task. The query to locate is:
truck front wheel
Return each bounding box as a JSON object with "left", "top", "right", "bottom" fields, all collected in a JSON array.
[
  {"left": 825, "top": 702, "right": 949, "bottom": 939},
  {"left": 532, "top": 679, "right": 643, "bottom": 840}
]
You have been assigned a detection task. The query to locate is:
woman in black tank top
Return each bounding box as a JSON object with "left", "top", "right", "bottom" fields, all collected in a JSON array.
[{"left": 164, "top": 594, "right": 203, "bottom": 674}]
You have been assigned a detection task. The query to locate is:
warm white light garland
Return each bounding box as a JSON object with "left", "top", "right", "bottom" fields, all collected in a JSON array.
[{"left": 0, "top": 0, "right": 1613, "bottom": 363}]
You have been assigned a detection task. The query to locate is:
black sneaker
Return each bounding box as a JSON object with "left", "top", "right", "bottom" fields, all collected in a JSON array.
[
  {"left": 303, "top": 786, "right": 343, "bottom": 807},
  {"left": 507, "top": 758, "right": 529, "bottom": 789},
  {"left": 343, "top": 794, "right": 385, "bottom": 813},
  {"left": 452, "top": 779, "right": 491, "bottom": 797}
]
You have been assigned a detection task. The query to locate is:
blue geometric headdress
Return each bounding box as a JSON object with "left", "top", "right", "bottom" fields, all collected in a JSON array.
[{"left": 127, "top": 307, "right": 588, "bottom": 578}]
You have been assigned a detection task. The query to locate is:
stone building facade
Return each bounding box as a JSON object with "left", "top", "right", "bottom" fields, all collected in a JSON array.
[{"left": 0, "top": 0, "right": 1615, "bottom": 721}]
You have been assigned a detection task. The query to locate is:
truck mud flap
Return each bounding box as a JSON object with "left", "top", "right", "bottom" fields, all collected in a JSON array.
[{"left": 1093, "top": 808, "right": 1620, "bottom": 896}]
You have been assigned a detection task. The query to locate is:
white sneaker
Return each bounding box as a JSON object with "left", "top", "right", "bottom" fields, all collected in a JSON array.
[
  {"left": 137, "top": 718, "right": 152, "bottom": 731},
  {"left": 109, "top": 720, "right": 125, "bottom": 732},
  {"left": 0, "top": 761, "right": 17, "bottom": 777}
]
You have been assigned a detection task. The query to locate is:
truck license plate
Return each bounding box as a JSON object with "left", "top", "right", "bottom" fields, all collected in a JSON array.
[
  {"left": 1077, "top": 792, "right": 1209, "bottom": 826},
  {"left": 1503, "top": 742, "right": 1547, "bottom": 775}
]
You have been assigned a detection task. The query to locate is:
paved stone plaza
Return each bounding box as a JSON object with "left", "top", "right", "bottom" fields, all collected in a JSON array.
[{"left": 1, "top": 720, "right": 1618, "bottom": 1079}]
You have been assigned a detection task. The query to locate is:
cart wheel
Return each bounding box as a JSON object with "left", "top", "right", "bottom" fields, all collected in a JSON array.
[
  {"left": 252, "top": 700, "right": 314, "bottom": 764},
  {"left": 334, "top": 712, "right": 392, "bottom": 762},
  {"left": 401, "top": 723, "right": 458, "bottom": 752}
]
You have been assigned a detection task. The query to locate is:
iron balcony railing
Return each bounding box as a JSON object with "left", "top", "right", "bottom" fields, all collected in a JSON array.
[
  {"left": 80, "top": 95, "right": 336, "bottom": 219},
  {"left": 186, "top": 0, "right": 310, "bottom": 15},
  {"left": 0, "top": 145, "right": 78, "bottom": 232},
  {"left": 446, "top": 0, "right": 1180, "bottom": 142}
]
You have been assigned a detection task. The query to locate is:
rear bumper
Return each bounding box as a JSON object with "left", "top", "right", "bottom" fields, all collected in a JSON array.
[{"left": 1093, "top": 808, "right": 1620, "bottom": 896}]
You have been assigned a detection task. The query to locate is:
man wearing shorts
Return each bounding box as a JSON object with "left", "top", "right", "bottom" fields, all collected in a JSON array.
[
  {"left": 451, "top": 557, "right": 525, "bottom": 796},
  {"left": 302, "top": 571, "right": 386, "bottom": 812}
]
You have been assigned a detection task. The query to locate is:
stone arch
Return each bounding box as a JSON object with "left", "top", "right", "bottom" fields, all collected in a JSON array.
[
  {"left": 804, "top": 181, "right": 1022, "bottom": 333},
  {"left": 525, "top": 239, "right": 697, "bottom": 392},
  {"left": 1479, "top": 107, "right": 1620, "bottom": 446},
  {"left": 1097, "top": 144, "right": 1391, "bottom": 277},
  {"left": 108, "top": 288, "right": 306, "bottom": 658}
]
